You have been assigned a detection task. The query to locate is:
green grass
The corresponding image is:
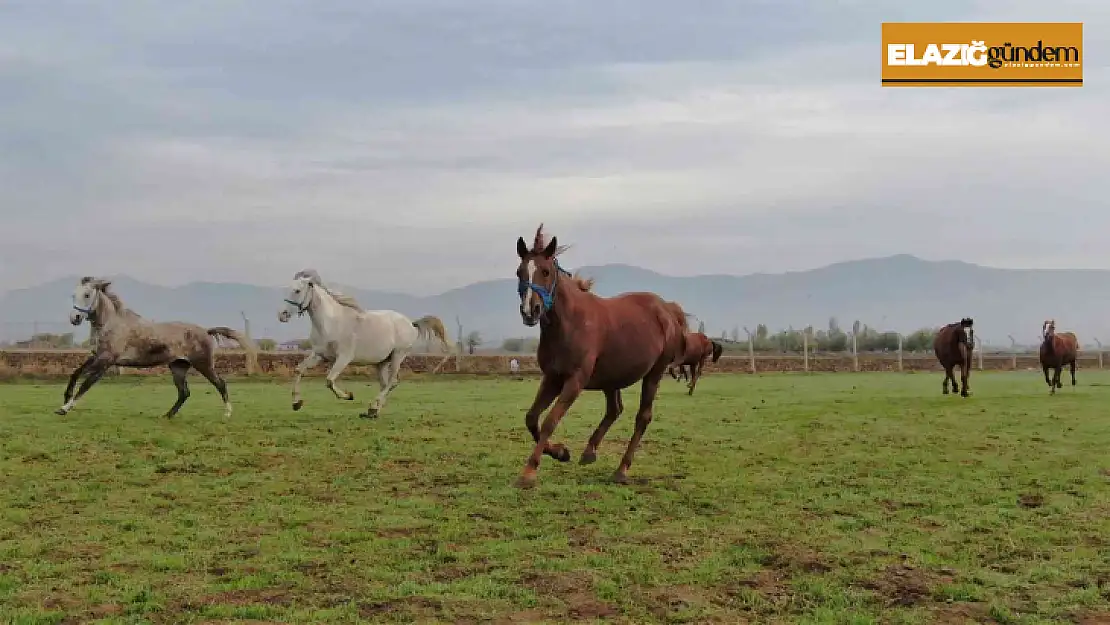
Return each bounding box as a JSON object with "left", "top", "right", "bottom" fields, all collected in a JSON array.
[{"left": 2, "top": 371, "right": 1109, "bottom": 624}]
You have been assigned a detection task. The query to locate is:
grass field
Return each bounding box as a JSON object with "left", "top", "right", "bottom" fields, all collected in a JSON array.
[{"left": 1, "top": 371, "right": 1109, "bottom": 624}]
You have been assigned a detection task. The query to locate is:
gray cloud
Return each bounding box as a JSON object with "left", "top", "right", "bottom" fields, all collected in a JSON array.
[{"left": 0, "top": 0, "right": 1107, "bottom": 295}]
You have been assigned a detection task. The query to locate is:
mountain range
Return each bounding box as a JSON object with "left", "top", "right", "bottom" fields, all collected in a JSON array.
[{"left": 2, "top": 255, "right": 1107, "bottom": 348}]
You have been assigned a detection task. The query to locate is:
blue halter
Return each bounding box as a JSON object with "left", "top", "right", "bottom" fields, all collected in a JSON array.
[{"left": 518, "top": 260, "right": 570, "bottom": 312}]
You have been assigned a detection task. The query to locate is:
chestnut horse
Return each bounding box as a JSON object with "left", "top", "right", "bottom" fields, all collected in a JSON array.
[
  {"left": 1039, "top": 319, "right": 1079, "bottom": 394},
  {"left": 667, "top": 332, "right": 723, "bottom": 395},
  {"left": 514, "top": 224, "right": 688, "bottom": 488},
  {"left": 933, "top": 317, "right": 974, "bottom": 397}
]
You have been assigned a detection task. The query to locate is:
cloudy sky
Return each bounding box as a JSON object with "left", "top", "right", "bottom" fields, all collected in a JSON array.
[{"left": 0, "top": 0, "right": 1104, "bottom": 295}]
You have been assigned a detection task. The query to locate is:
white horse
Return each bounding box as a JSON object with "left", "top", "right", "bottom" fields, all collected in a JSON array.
[{"left": 277, "top": 269, "right": 452, "bottom": 418}]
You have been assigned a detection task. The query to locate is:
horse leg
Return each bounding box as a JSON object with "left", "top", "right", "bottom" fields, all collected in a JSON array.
[
  {"left": 942, "top": 366, "right": 953, "bottom": 395},
  {"left": 1043, "top": 364, "right": 1053, "bottom": 389},
  {"left": 668, "top": 366, "right": 678, "bottom": 381},
  {"left": 1054, "top": 365, "right": 1063, "bottom": 390},
  {"left": 193, "top": 359, "right": 232, "bottom": 418},
  {"left": 688, "top": 360, "right": 704, "bottom": 396},
  {"left": 580, "top": 388, "right": 624, "bottom": 465},
  {"left": 959, "top": 363, "right": 970, "bottom": 398},
  {"left": 523, "top": 375, "right": 572, "bottom": 464},
  {"left": 324, "top": 350, "right": 356, "bottom": 402},
  {"left": 1070, "top": 360, "right": 1077, "bottom": 386},
  {"left": 164, "top": 360, "right": 192, "bottom": 419},
  {"left": 362, "top": 352, "right": 406, "bottom": 418},
  {"left": 516, "top": 375, "right": 584, "bottom": 489},
  {"left": 62, "top": 355, "right": 95, "bottom": 405},
  {"left": 55, "top": 357, "right": 113, "bottom": 415},
  {"left": 291, "top": 352, "right": 322, "bottom": 411},
  {"left": 613, "top": 372, "right": 662, "bottom": 484}
]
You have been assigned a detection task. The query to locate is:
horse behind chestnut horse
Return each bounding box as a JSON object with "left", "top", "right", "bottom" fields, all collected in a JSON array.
[
  {"left": 932, "top": 317, "right": 974, "bottom": 397},
  {"left": 1039, "top": 319, "right": 1079, "bottom": 394},
  {"left": 513, "top": 224, "right": 688, "bottom": 488},
  {"left": 58, "top": 277, "right": 258, "bottom": 418},
  {"left": 667, "top": 332, "right": 723, "bottom": 395}
]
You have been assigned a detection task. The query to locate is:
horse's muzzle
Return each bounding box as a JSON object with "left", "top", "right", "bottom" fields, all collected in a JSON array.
[
  {"left": 278, "top": 310, "right": 291, "bottom": 323},
  {"left": 520, "top": 305, "right": 541, "bottom": 327},
  {"left": 69, "top": 312, "right": 83, "bottom": 326}
]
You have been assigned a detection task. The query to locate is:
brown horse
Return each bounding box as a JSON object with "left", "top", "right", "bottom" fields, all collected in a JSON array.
[
  {"left": 1039, "top": 319, "right": 1079, "bottom": 394},
  {"left": 932, "top": 317, "right": 974, "bottom": 397},
  {"left": 667, "top": 332, "right": 723, "bottom": 395},
  {"left": 514, "top": 224, "right": 688, "bottom": 488},
  {"left": 57, "top": 277, "right": 258, "bottom": 418}
]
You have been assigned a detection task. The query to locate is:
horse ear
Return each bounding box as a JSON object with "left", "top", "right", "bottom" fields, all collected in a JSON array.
[
  {"left": 542, "top": 236, "right": 558, "bottom": 258},
  {"left": 516, "top": 237, "right": 529, "bottom": 259}
]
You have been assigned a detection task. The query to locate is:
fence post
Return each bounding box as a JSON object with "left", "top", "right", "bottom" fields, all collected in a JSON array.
[
  {"left": 802, "top": 330, "right": 809, "bottom": 372},
  {"left": 1096, "top": 338, "right": 1103, "bottom": 369},
  {"left": 240, "top": 311, "right": 255, "bottom": 376},
  {"left": 977, "top": 337, "right": 984, "bottom": 370},
  {"left": 851, "top": 332, "right": 859, "bottom": 372},
  {"left": 897, "top": 333, "right": 903, "bottom": 372},
  {"left": 1008, "top": 335, "right": 1017, "bottom": 370},
  {"left": 743, "top": 326, "right": 756, "bottom": 374}
]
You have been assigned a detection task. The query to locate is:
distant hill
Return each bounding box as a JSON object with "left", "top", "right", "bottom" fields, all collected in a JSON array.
[{"left": 3, "top": 255, "right": 1109, "bottom": 348}]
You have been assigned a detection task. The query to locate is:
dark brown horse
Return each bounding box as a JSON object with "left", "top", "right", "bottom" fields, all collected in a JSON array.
[
  {"left": 1039, "top": 319, "right": 1079, "bottom": 394},
  {"left": 933, "top": 317, "right": 974, "bottom": 397},
  {"left": 514, "top": 224, "right": 688, "bottom": 488},
  {"left": 667, "top": 332, "right": 723, "bottom": 395}
]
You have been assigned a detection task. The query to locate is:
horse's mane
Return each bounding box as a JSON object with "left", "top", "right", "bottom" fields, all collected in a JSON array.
[
  {"left": 294, "top": 269, "right": 364, "bottom": 311},
  {"left": 531, "top": 224, "right": 593, "bottom": 292},
  {"left": 81, "top": 276, "right": 141, "bottom": 320}
]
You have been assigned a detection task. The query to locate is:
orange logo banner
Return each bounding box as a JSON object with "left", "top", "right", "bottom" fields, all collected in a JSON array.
[{"left": 881, "top": 22, "right": 1083, "bottom": 87}]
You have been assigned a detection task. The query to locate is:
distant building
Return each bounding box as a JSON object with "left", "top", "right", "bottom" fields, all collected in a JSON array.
[{"left": 278, "top": 340, "right": 304, "bottom": 351}]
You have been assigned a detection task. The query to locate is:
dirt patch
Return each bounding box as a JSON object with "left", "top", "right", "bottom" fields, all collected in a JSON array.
[
  {"left": 376, "top": 527, "right": 422, "bottom": 538},
  {"left": 1079, "top": 614, "right": 1110, "bottom": 625},
  {"left": 858, "top": 564, "right": 951, "bottom": 607},
  {"left": 189, "top": 588, "right": 297, "bottom": 607},
  {"left": 358, "top": 596, "right": 442, "bottom": 618},
  {"left": 645, "top": 585, "right": 711, "bottom": 620},
  {"left": 761, "top": 545, "right": 832, "bottom": 574},
  {"left": 431, "top": 562, "right": 494, "bottom": 582},
  {"left": 492, "top": 609, "right": 555, "bottom": 624},
  {"left": 1018, "top": 493, "right": 1046, "bottom": 508},
  {"left": 518, "top": 570, "right": 619, "bottom": 620},
  {"left": 291, "top": 561, "right": 328, "bottom": 577},
  {"left": 927, "top": 603, "right": 989, "bottom": 624}
]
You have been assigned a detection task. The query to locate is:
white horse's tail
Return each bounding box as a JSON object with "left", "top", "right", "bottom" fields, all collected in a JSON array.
[
  {"left": 413, "top": 315, "right": 453, "bottom": 352},
  {"left": 413, "top": 315, "right": 454, "bottom": 375}
]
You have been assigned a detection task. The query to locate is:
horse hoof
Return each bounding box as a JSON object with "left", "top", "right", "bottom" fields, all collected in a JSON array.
[
  {"left": 359, "top": 409, "right": 379, "bottom": 419},
  {"left": 611, "top": 471, "right": 630, "bottom": 485},
  {"left": 54, "top": 408, "right": 67, "bottom": 416},
  {"left": 554, "top": 446, "right": 571, "bottom": 463},
  {"left": 514, "top": 474, "right": 538, "bottom": 489},
  {"left": 292, "top": 400, "right": 304, "bottom": 411},
  {"left": 580, "top": 451, "right": 597, "bottom": 465},
  {"left": 346, "top": 393, "right": 355, "bottom": 401}
]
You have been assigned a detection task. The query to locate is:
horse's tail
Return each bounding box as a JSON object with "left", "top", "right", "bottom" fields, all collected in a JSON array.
[
  {"left": 412, "top": 315, "right": 453, "bottom": 352},
  {"left": 664, "top": 301, "right": 690, "bottom": 365},
  {"left": 207, "top": 326, "right": 259, "bottom": 374},
  {"left": 711, "top": 340, "right": 724, "bottom": 363}
]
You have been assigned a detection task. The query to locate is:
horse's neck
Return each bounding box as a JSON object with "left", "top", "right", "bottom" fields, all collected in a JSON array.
[
  {"left": 91, "top": 295, "right": 124, "bottom": 330},
  {"left": 539, "top": 279, "right": 585, "bottom": 341},
  {"left": 307, "top": 289, "right": 354, "bottom": 337}
]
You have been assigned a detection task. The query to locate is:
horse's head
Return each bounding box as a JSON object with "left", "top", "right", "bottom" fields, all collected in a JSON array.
[
  {"left": 959, "top": 317, "right": 974, "bottom": 346},
  {"left": 70, "top": 277, "right": 109, "bottom": 326},
  {"left": 1042, "top": 319, "right": 1056, "bottom": 341},
  {"left": 515, "top": 224, "right": 564, "bottom": 327},
  {"left": 711, "top": 340, "right": 724, "bottom": 363},
  {"left": 279, "top": 271, "right": 318, "bottom": 323}
]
